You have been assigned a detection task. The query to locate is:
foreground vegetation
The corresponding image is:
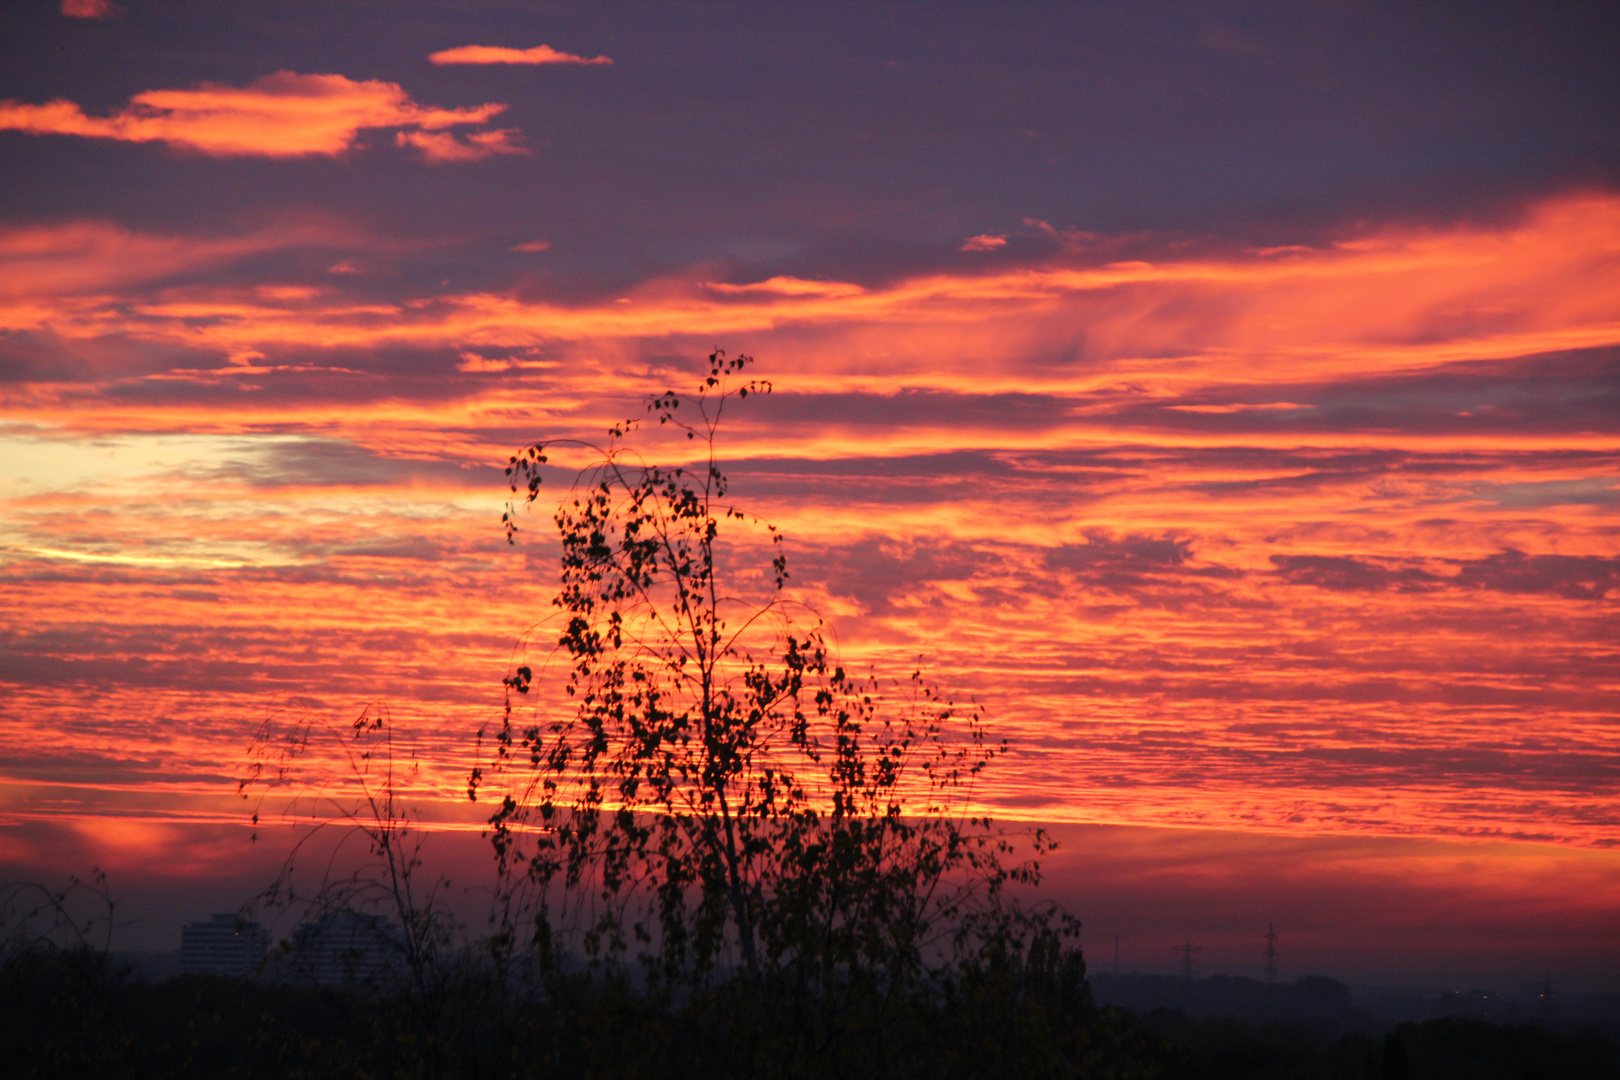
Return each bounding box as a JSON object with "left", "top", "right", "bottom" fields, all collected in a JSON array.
[{"left": 2, "top": 946, "right": 1615, "bottom": 1080}]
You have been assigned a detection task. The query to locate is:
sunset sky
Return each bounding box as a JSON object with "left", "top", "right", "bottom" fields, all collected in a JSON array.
[{"left": 2, "top": 1, "right": 1617, "bottom": 989}]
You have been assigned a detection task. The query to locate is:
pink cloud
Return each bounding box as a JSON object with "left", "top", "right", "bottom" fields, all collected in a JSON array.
[
  {"left": 61, "top": 0, "right": 118, "bottom": 17},
  {"left": 960, "top": 233, "right": 1007, "bottom": 251},
  {"left": 0, "top": 71, "right": 515, "bottom": 162},
  {"left": 428, "top": 44, "right": 612, "bottom": 66}
]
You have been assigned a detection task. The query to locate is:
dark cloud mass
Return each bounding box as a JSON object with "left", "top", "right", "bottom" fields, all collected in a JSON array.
[{"left": 1270, "top": 551, "right": 1620, "bottom": 600}]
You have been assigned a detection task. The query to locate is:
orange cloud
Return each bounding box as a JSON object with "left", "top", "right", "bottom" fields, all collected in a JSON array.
[
  {"left": 703, "top": 276, "right": 865, "bottom": 298},
  {"left": 0, "top": 71, "right": 515, "bottom": 161},
  {"left": 428, "top": 44, "right": 612, "bottom": 66},
  {"left": 394, "top": 127, "right": 527, "bottom": 162}
]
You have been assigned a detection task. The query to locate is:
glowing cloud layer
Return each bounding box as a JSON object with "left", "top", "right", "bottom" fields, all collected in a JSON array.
[{"left": 1, "top": 191, "right": 1615, "bottom": 858}]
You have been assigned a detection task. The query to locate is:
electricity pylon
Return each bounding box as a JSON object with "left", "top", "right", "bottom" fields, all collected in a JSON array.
[{"left": 1174, "top": 940, "right": 1201, "bottom": 982}]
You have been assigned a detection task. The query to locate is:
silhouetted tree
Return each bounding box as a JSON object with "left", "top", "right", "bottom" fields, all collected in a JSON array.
[{"left": 477, "top": 352, "right": 1079, "bottom": 1067}]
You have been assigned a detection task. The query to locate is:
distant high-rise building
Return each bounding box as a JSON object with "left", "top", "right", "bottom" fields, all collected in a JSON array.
[
  {"left": 1519, "top": 976, "right": 1555, "bottom": 1006},
  {"left": 181, "top": 913, "right": 268, "bottom": 977}
]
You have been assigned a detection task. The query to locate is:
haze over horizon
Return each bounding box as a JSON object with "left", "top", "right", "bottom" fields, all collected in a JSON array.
[{"left": 2, "top": 1, "right": 1617, "bottom": 993}]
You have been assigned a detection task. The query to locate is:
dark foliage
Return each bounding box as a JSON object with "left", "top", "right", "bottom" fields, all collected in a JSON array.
[
  {"left": 1137, "top": 1008, "right": 1619, "bottom": 1080},
  {"left": 4, "top": 951, "right": 1615, "bottom": 1080},
  {"left": 1093, "top": 973, "right": 1368, "bottom": 1030},
  {"left": 0, "top": 946, "right": 1154, "bottom": 1080}
]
